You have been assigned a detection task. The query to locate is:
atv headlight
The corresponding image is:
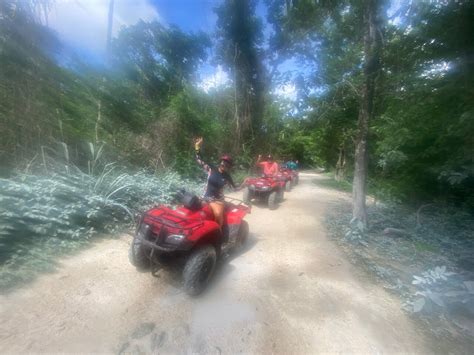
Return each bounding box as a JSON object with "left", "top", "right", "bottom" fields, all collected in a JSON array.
[
  {"left": 137, "top": 223, "right": 151, "bottom": 238},
  {"left": 261, "top": 186, "right": 270, "bottom": 191},
  {"left": 166, "top": 234, "right": 185, "bottom": 245},
  {"left": 249, "top": 184, "right": 255, "bottom": 190}
]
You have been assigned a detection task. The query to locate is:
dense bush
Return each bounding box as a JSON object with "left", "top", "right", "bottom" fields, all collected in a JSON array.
[{"left": 0, "top": 164, "right": 204, "bottom": 290}]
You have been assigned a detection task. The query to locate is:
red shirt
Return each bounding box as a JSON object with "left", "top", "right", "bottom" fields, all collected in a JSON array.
[{"left": 258, "top": 161, "right": 279, "bottom": 176}]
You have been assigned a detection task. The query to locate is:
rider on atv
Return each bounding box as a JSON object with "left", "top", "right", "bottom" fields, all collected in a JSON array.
[
  {"left": 285, "top": 159, "right": 298, "bottom": 171},
  {"left": 194, "top": 137, "right": 238, "bottom": 230},
  {"left": 256, "top": 154, "right": 279, "bottom": 177}
]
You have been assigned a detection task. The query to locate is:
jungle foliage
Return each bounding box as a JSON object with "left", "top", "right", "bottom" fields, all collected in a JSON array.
[
  {"left": 266, "top": 0, "right": 474, "bottom": 210},
  {"left": 0, "top": 0, "right": 473, "bottom": 208}
]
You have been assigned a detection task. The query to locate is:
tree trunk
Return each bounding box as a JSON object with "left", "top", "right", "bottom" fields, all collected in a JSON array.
[
  {"left": 335, "top": 144, "right": 346, "bottom": 182},
  {"left": 352, "top": 0, "right": 381, "bottom": 228},
  {"left": 233, "top": 44, "right": 241, "bottom": 153}
]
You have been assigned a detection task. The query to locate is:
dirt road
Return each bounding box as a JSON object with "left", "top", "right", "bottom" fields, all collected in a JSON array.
[{"left": 0, "top": 173, "right": 432, "bottom": 354}]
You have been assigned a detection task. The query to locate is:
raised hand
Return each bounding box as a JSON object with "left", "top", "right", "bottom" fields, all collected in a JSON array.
[{"left": 194, "top": 136, "right": 203, "bottom": 149}]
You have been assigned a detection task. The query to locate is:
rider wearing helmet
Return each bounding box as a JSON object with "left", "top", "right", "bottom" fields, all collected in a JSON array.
[
  {"left": 256, "top": 154, "right": 279, "bottom": 177},
  {"left": 194, "top": 137, "right": 236, "bottom": 229},
  {"left": 286, "top": 159, "right": 298, "bottom": 170}
]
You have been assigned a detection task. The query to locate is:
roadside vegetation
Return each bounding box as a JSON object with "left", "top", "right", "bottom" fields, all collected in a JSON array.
[
  {"left": 0, "top": 144, "right": 204, "bottom": 290},
  {"left": 315, "top": 174, "right": 474, "bottom": 348}
]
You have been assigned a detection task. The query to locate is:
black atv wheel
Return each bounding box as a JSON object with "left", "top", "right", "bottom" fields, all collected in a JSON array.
[
  {"left": 242, "top": 186, "right": 252, "bottom": 205},
  {"left": 268, "top": 191, "right": 278, "bottom": 210},
  {"left": 183, "top": 245, "right": 217, "bottom": 296},
  {"left": 294, "top": 175, "right": 299, "bottom": 185},
  {"left": 291, "top": 178, "right": 296, "bottom": 189},
  {"left": 238, "top": 220, "right": 249, "bottom": 246},
  {"left": 129, "top": 224, "right": 152, "bottom": 270},
  {"left": 277, "top": 187, "right": 284, "bottom": 202},
  {"left": 285, "top": 180, "right": 292, "bottom": 192}
]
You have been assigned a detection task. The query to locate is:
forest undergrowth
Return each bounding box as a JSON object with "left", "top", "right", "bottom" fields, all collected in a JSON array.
[
  {"left": 0, "top": 154, "right": 205, "bottom": 292},
  {"left": 321, "top": 178, "right": 474, "bottom": 346}
]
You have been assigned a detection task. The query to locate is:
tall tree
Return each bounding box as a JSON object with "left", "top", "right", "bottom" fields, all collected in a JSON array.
[
  {"left": 372, "top": 0, "right": 474, "bottom": 206},
  {"left": 215, "top": 0, "right": 266, "bottom": 153},
  {"left": 266, "top": 0, "right": 384, "bottom": 225},
  {"left": 352, "top": 0, "right": 382, "bottom": 226}
]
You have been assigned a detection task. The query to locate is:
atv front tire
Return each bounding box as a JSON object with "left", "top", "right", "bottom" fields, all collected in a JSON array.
[
  {"left": 183, "top": 245, "right": 217, "bottom": 296},
  {"left": 242, "top": 187, "right": 252, "bottom": 205},
  {"left": 268, "top": 191, "right": 278, "bottom": 210},
  {"left": 277, "top": 188, "right": 284, "bottom": 202},
  {"left": 129, "top": 224, "right": 152, "bottom": 270}
]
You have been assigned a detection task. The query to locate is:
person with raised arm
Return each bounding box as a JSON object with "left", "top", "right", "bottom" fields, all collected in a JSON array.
[{"left": 194, "top": 137, "right": 237, "bottom": 230}]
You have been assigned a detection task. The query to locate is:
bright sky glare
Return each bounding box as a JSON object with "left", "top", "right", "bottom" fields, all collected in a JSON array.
[
  {"left": 273, "top": 83, "right": 297, "bottom": 102},
  {"left": 48, "top": 0, "right": 159, "bottom": 57},
  {"left": 198, "top": 65, "right": 230, "bottom": 92}
]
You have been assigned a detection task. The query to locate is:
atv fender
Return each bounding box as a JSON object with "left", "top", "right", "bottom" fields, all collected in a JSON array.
[{"left": 187, "top": 220, "right": 221, "bottom": 244}]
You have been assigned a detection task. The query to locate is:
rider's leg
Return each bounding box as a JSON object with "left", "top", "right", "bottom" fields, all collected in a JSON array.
[{"left": 209, "top": 201, "right": 225, "bottom": 230}]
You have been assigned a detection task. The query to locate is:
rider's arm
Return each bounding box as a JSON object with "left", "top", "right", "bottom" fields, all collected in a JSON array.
[
  {"left": 195, "top": 149, "right": 211, "bottom": 172},
  {"left": 194, "top": 139, "right": 211, "bottom": 172}
]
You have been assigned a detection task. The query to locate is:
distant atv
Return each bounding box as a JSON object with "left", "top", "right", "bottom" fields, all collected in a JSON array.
[
  {"left": 242, "top": 176, "right": 284, "bottom": 210},
  {"left": 274, "top": 170, "right": 293, "bottom": 192},
  {"left": 129, "top": 190, "right": 250, "bottom": 296},
  {"left": 291, "top": 169, "right": 299, "bottom": 185},
  {"left": 279, "top": 167, "right": 299, "bottom": 188}
]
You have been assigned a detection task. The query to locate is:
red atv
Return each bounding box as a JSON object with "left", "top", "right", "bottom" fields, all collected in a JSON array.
[
  {"left": 278, "top": 168, "right": 299, "bottom": 189},
  {"left": 129, "top": 190, "right": 250, "bottom": 296},
  {"left": 242, "top": 176, "right": 284, "bottom": 210},
  {"left": 274, "top": 170, "right": 293, "bottom": 192},
  {"left": 291, "top": 169, "right": 299, "bottom": 185}
]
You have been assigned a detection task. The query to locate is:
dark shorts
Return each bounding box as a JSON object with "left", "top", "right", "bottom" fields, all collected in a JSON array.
[{"left": 203, "top": 195, "right": 225, "bottom": 203}]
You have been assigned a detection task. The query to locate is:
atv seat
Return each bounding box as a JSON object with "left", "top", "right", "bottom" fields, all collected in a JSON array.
[{"left": 177, "top": 189, "right": 202, "bottom": 211}]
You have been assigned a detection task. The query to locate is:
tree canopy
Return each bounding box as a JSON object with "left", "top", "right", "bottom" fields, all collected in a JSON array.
[{"left": 0, "top": 0, "right": 473, "bottom": 212}]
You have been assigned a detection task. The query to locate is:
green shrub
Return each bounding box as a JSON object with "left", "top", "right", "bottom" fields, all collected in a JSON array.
[{"left": 0, "top": 164, "right": 204, "bottom": 291}]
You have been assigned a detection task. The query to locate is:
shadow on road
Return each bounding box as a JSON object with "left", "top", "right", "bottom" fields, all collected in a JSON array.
[
  {"left": 146, "top": 232, "right": 260, "bottom": 297},
  {"left": 200, "top": 232, "right": 260, "bottom": 297}
]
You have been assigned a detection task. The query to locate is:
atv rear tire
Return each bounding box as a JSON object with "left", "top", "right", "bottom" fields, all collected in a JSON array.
[
  {"left": 295, "top": 175, "right": 299, "bottom": 185},
  {"left": 242, "top": 187, "right": 252, "bottom": 205},
  {"left": 285, "top": 180, "right": 292, "bottom": 192},
  {"left": 238, "top": 220, "right": 249, "bottom": 246},
  {"left": 183, "top": 245, "right": 217, "bottom": 296},
  {"left": 129, "top": 224, "right": 152, "bottom": 270},
  {"left": 268, "top": 191, "right": 278, "bottom": 210}
]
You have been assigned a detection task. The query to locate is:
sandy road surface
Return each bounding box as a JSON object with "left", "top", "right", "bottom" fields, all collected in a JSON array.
[{"left": 0, "top": 173, "right": 432, "bottom": 354}]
